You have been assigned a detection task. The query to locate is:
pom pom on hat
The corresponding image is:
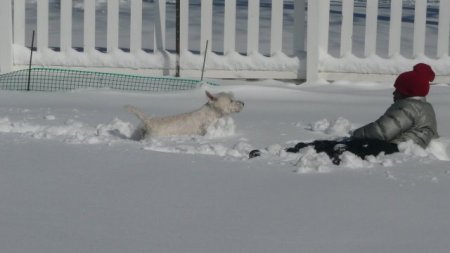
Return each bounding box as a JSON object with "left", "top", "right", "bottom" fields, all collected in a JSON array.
[{"left": 394, "top": 63, "right": 435, "bottom": 97}]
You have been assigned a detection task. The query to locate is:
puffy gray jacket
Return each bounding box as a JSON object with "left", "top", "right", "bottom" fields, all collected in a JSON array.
[{"left": 352, "top": 97, "right": 438, "bottom": 148}]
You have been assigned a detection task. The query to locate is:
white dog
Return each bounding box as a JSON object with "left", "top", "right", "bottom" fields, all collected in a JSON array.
[{"left": 125, "top": 91, "right": 244, "bottom": 139}]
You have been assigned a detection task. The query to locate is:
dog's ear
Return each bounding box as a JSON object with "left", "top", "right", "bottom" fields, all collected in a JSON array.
[{"left": 205, "top": 91, "right": 217, "bottom": 101}]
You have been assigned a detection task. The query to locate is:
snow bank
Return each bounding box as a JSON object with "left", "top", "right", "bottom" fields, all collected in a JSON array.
[
  {"left": 0, "top": 116, "right": 133, "bottom": 145},
  {"left": 320, "top": 53, "right": 450, "bottom": 76},
  {"left": 0, "top": 114, "right": 253, "bottom": 159}
]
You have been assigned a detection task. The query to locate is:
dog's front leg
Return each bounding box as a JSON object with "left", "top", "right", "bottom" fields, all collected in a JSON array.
[{"left": 198, "top": 121, "right": 212, "bottom": 136}]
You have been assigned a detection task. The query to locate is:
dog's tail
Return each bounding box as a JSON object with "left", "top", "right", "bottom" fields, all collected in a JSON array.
[{"left": 124, "top": 105, "right": 151, "bottom": 122}]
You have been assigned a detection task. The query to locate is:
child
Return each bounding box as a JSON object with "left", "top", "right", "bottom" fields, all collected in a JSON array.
[{"left": 249, "top": 63, "right": 439, "bottom": 164}]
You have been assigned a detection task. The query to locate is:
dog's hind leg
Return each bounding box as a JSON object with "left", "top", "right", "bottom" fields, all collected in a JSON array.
[
  {"left": 130, "top": 123, "right": 148, "bottom": 140},
  {"left": 125, "top": 105, "right": 152, "bottom": 140}
]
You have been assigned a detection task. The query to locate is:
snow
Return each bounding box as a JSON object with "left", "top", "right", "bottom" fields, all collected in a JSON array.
[
  {"left": 2, "top": 1, "right": 450, "bottom": 253},
  {"left": 1, "top": 81, "right": 450, "bottom": 253}
]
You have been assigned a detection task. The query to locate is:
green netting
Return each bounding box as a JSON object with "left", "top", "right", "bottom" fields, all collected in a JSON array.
[{"left": 0, "top": 68, "right": 216, "bottom": 92}]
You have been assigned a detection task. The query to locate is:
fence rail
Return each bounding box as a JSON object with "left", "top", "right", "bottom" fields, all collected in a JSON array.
[{"left": 1, "top": 0, "right": 450, "bottom": 83}]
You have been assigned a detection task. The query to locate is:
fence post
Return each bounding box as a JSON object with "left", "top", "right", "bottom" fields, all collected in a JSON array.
[
  {"left": 437, "top": 0, "right": 450, "bottom": 58},
  {"left": 307, "top": 0, "right": 329, "bottom": 83},
  {"left": 318, "top": 0, "right": 330, "bottom": 54},
  {"left": 247, "top": 0, "right": 260, "bottom": 55},
  {"left": 306, "top": 0, "right": 319, "bottom": 83},
  {"left": 179, "top": 0, "right": 189, "bottom": 53},
  {"left": 388, "top": 0, "right": 402, "bottom": 57},
  {"left": 224, "top": 0, "right": 237, "bottom": 54},
  {"left": 154, "top": 0, "right": 166, "bottom": 51},
  {"left": 130, "top": 0, "right": 143, "bottom": 54},
  {"left": 0, "top": 0, "right": 13, "bottom": 73},
  {"left": 107, "top": 0, "right": 119, "bottom": 53},
  {"left": 340, "top": 0, "right": 354, "bottom": 57},
  {"left": 61, "top": 0, "right": 73, "bottom": 52},
  {"left": 201, "top": 0, "right": 213, "bottom": 54},
  {"left": 364, "top": 0, "right": 378, "bottom": 57},
  {"left": 270, "top": 0, "right": 283, "bottom": 55},
  {"left": 413, "top": 0, "right": 427, "bottom": 57},
  {"left": 84, "top": 0, "right": 96, "bottom": 52}
]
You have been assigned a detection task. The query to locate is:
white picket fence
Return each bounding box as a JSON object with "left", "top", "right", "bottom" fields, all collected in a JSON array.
[
  {"left": 308, "top": 0, "right": 450, "bottom": 83},
  {"left": 1, "top": 0, "right": 450, "bottom": 83}
]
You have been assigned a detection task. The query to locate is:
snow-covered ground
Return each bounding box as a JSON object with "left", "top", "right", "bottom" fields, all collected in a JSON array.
[
  {"left": 1, "top": 80, "right": 450, "bottom": 253},
  {"left": 2, "top": 1, "right": 450, "bottom": 253}
]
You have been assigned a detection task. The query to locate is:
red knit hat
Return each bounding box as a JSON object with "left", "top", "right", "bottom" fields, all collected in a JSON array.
[{"left": 393, "top": 63, "right": 435, "bottom": 97}]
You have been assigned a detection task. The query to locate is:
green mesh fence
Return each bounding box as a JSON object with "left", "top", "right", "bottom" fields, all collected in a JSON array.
[{"left": 0, "top": 68, "right": 216, "bottom": 92}]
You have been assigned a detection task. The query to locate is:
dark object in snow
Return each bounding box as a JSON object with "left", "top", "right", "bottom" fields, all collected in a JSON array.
[
  {"left": 250, "top": 139, "right": 398, "bottom": 164},
  {"left": 286, "top": 138, "right": 399, "bottom": 165},
  {"left": 249, "top": 149, "right": 262, "bottom": 159}
]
